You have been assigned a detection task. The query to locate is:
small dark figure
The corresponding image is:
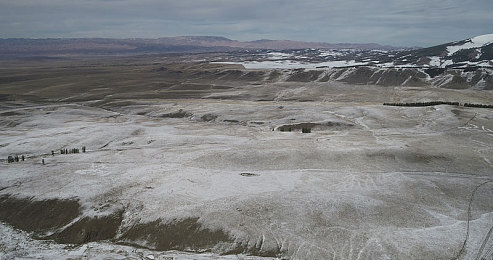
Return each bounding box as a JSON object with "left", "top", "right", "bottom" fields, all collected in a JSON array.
[
  {"left": 21, "top": 155, "right": 25, "bottom": 161},
  {"left": 42, "top": 159, "right": 45, "bottom": 165},
  {"left": 61, "top": 149, "right": 64, "bottom": 154},
  {"left": 15, "top": 155, "right": 19, "bottom": 162},
  {"left": 52, "top": 150, "right": 55, "bottom": 156},
  {"left": 8, "top": 156, "right": 13, "bottom": 163},
  {"left": 82, "top": 146, "right": 86, "bottom": 153}
]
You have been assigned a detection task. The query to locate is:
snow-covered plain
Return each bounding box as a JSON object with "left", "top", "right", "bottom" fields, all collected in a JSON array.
[{"left": 1, "top": 95, "right": 493, "bottom": 259}]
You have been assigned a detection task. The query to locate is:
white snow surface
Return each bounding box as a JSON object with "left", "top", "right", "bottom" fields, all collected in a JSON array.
[
  {"left": 319, "top": 50, "right": 345, "bottom": 57},
  {"left": 447, "top": 34, "right": 493, "bottom": 56},
  {"left": 266, "top": 52, "right": 293, "bottom": 60},
  {"left": 428, "top": 56, "right": 441, "bottom": 67},
  {"left": 1, "top": 99, "right": 493, "bottom": 259}
]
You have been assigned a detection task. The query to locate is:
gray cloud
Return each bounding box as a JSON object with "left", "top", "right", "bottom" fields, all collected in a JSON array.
[{"left": 0, "top": 0, "right": 492, "bottom": 46}]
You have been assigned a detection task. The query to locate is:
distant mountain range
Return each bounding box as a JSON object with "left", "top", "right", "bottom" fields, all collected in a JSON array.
[
  {"left": 208, "top": 34, "right": 492, "bottom": 89},
  {"left": 216, "top": 34, "right": 493, "bottom": 69},
  {"left": 0, "top": 36, "right": 397, "bottom": 56},
  {"left": 0, "top": 34, "right": 491, "bottom": 90},
  {"left": 1, "top": 34, "right": 491, "bottom": 70}
]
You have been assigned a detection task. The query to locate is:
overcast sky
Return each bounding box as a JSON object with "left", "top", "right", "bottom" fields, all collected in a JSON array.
[{"left": 0, "top": 0, "right": 492, "bottom": 47}]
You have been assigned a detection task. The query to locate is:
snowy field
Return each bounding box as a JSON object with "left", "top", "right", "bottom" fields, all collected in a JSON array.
[{"left": 1, "top": 96, "right": 493, "bottom": 259}]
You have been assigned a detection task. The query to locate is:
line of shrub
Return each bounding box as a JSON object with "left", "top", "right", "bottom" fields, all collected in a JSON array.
[{"left": 383, "top": 101, "right": 493, "bottom": 108}]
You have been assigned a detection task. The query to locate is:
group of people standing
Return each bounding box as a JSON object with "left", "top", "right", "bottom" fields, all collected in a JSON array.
[{"left": 7, "top": 155, "right": 24, "bottom": 163}]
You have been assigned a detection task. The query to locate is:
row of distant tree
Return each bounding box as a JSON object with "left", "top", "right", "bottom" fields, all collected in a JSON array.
[{"left": 383, "top": 101, "right": 493, "bottom": 108}]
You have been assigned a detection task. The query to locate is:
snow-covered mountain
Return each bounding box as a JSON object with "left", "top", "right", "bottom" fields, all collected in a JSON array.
[
  {"left": 215, "top": 34, "right": 493, "bottom": 69},
  {"left": 391, "top": 34, "right": 493, "bottom": 68},
  {"left": 1, "top": 34, "right": 491, "bottom": 89},
  {"left": 212, "top": 34, "right": 493, "bottom": 90}
]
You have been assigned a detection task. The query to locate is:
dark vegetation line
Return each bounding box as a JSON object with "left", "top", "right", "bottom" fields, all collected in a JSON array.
[{"left": 383, "top": 101, "right": 493, "bottom": 108}]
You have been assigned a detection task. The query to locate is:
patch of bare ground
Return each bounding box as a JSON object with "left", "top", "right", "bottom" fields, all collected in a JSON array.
[
  {"left": 0, "top": 195, "right": 123, "bottom": 244},
  {"left": 119, "top": 218, "right": 234, "bottom": 252},
  {"left": 49, "top": 212, "right": 123, "bottom": 244},
  {"left": 0, "top": 195, "right": 80, "bottom": 233},
  {"left": 0, "top": 195, "right": 280, "bottom": 257}
]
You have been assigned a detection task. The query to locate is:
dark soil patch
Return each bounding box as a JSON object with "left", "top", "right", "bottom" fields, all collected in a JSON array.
[
  {"left": 425, "top": 68, "right": 446, "bottom": 78},
  {"left": 0, "top": 195, "right": 80, "bottom": 233},
  {"left": 366, "top": 150, "right": 451, "bottom": 164},
  {"left": 50, "top": 211, "right": 124, "bottom": 244},
  {"left": 0, "top": 195, "right": 123, "bottom": 244},
  {"left": 277, "top": 122, "right": 353, "bottom": 132},
  {"left": 120, "top": 217, "right": 231, "bottom": 252},
  {"left": 0, "top": 195, "right": 282, "bottom": 257},
  {"left": 201, "top": 113, "right": 218, "bottom": 122},
  {"left": 239, "top": 172, "right": 259, "bottom": 177}
]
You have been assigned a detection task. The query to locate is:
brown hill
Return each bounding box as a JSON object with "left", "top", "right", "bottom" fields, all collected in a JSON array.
[{"left": 0, "top": 36, "right": 396, "bottom": 56}]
